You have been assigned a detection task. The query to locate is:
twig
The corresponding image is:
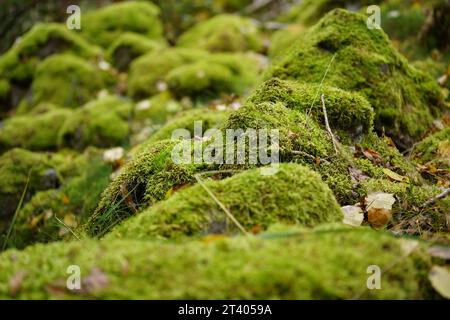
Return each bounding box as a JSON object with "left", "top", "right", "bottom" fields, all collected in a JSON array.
[
  {"left": 321, "top": 94, "right": 339, "bottom": 155},
  {"left": 291, "top": 150, "right": 330, "bottom": 164},
  {"left": 194, "top": 174, "right": 249, "bottom": 236},
  {"left": 421, "top": 188, "right": 450, "bottom": 208},
  {"left": 54, "top": 216, "right": 81, "bottom": 240},
  {"left": 307, "top": 53, "right": 336, "bottom": 116}
]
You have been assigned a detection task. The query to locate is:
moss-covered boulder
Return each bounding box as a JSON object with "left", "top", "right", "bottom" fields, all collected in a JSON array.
[
  {"left": 87, "top": 140, "right": 201, "bottom": 236},
  {"left": 0, "top": 225, "right": 437, "bottom": 299},
  {"left": 0, "top": 149, "right": 61, "bottom": 233},
  {"left": 0, "top": 108, "right": 71, "bottom": 152},
  {"left": 82, "top": 1, "right": 163, "bottom": 48},
  {"left": 105, "top": 32, "right": 165, "bottom": 72},
  {"left": 58, "top": 96, "right": 132, "bottom": 150},
  {"left": 267, "top": 9, "right": 446, "bottom": 146},
  {"left": 108, "top": 164, "right": 342, "bottom": 240},
  {"left": 29, "top": 54, "right": 105, "bottom": 108},
  {"left": 177, "top": 14, "right": 264, "bottom": 53},
  {"left": 268, "top": 24, "right": 304, "bottom": 58}
]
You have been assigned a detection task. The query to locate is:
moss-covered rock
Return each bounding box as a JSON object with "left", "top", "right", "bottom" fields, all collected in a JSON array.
[
  {"left": 58, "top": 96, "right": 132, "bottom": 150},
  {"left": 268, "top": 24, "right": 304, "bottom": 59},
  {"left": 412, "top": 128, "right": 450, "bottom": 167},
  {"left": 0, "top": 108, "right": 71, "bottom": 152},
  {"left": 108, "top": 164, "right": 342, "bottom": 240},
  {"left": 0, "top": 225, "right": 436, "bottom": 299},
  {"left": 267, "top": 9, "right": 446, "bottom": 146},
  {"left": 82, "top": 1, "right": 163, "bottom": 48},
  {"left": 105, "top": 32, "right": 165, "bottom": 72},
  {"left": 0, "top": 149, "right": 61, "bottom": 234},
  {"left": 177, "top": 14, "right": 263, "bottom": 53},
  {"left": 87, "top": 140, "right": 200, "bottom": 237},
  {"left": 29, "top": 54, "right": 105, "bottom": 108}
]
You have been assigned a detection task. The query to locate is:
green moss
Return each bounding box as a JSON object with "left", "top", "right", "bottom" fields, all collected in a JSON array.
[
  {"left": 0, "top": 149, "right": 61, "bottom": 234},
  {"left": 82, "top": 1, "right": 163, "bottom": 48},
  {"left": 9, "top": 149, "right": 113, "bottom": 249},
  {"left": 30, "top": 54, "right": 105, "bottom": 108},
  {"left": 267, "top": 9, "right": 446, "bottom": 145},
  {"left": 133, "top": 91, "right": 183, "bottom": 125},
  {"left": 268, "top": 25, "right": 304, "bottom": 58},
  {"left": 249, "top": 78, "right": 374, "bottom": 136},
  {"left": 0, "top": 23, "right": 100, "bottom": 83},
  {"left": 412, "top": 128, "right": 450, "bottom": 167},
  {"left": 87, "top": 140, "right": 201, "bottom": 237},
  {"left": 0, "top": 225, "right": 435, "bottom": 299},
  {"left": 177, "top": 14, "right": 263, "bottom": 53},
  {"left": 105, "top": 32, "right": 165, "bottom": 72},
  {"left": 0, "top": 109, "right": 71, "bottom": 152},
  {"left": 108, "top": 164, "right": 341, "bottom": 240},
  {"left": 58, "top": 96, "right": 132, "bottom": 150}
]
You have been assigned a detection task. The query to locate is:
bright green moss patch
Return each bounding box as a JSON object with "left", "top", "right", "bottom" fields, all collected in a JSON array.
[
  {"left": 108, "top": 164, "right": 341, "bottom": 240},
  {"left": 30, "top": 54, "right": 105, "bottom": 108},
  {"left": 0, "top": 225, "right": 435, "bottom": 299},
  {"left": 106, "top": 32, "right": 165, "bottom": 72},
  {"left": 0, "top": 149, "right": 61, "bottom": 234},
  {"left": 267, "top": 9, "right": 446, "bottom": 145},
  {"left": 0, "top": 109, "right": 71, "bottom": 152},
  {"left": 58, "top": 96, "right": 132, "bottom": 150},
  {"left": 412, "top": 128, "right": 450, "bottom": 167},
  {"left": 82, "top": 1, "right": 163, "bottom": 48},
  {"left": 268, "top": 25, "right": 304, "bottom": 58},
  {"left": 177, "top": 14, "right": 263, "bottom": 53},
  {"left": 0, "top": 23, "right": 100, "bottom": 83},
  {"left": 87, "top": 140, "right": 200, "bottom": 237}
]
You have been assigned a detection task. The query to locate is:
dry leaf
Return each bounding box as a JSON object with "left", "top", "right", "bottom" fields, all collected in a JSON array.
[
  {"left": 348, "top": 166, "right": 369, "bottom": 183},
  {"left": 429, "top": 266, "right": 450, "bottom": 299},
  {"left": 342, "top": 205, "right": 364, "bottom": 226},
  {"left": 103, "top": 147, "right": 124, "bottom": 164},
  {"left": 366, "top": 192, "right": 395, "bottom": 228},
  {"left": 399, "top": 239, "right": 419, "bottom": 255},
  {"left": 382, "top": 168, "right": 409, "bottom": 183},
  {"left": 427, "top": 246, "right": 450, "bottom": 260}
]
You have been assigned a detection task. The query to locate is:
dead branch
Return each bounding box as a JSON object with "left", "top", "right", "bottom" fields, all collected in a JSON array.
[
  {"left": 421, "top": 188, "right": 450, "bottom": 208},
  {"left": 321, "top": 94, "right": 339, "bottom": 155}
]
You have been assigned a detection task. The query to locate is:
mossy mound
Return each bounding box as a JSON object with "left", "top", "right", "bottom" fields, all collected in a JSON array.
[
  {"left": 248, "top": 78, "right": 374, "bottom": 137},
  {"left": 0, "top": 23, "right": 100, "bottom": 84},
  {"left": 87, "top": 140, "right": 200, "bottom": 237},
  {"left": 8, "top": 149, "right": 113, "bottom": 250},
  {"left": 105, "top": 32, "right": 165, "bottom": 72},
  {"left": 29, "top": 54, "right": 105, "bottom": 108},
  {"left": 0, "top": 225, "right": 436, "bottom": 299},
  {"left": 108, "top": 164, "right": 342, "bottom": 240},
  {"left": 0, "top": 109, "right": 71, "bottom": 152},
  {"left": 268, "top": 25, "right": 304, "bottom": 59},
  {"left": 267, "top": 9, "right": 446, "bottom": 146},
  {"left": 0, "top": 149, "right": 61, "bottom": 232},
  {"left": 128, "top": 48, "right": 261, "bottom": 100},
  {"left": 82, "top": 1, "right": 163, "bottom": 48},
  {"left": 412, "top": 128, "right": 450, "bottom": 167},
  {"left": 58, "top": 96, "right": 132, "bottom": 150},
  {"left": 177, "top": 14, "right": 263, "bottom": 53}
]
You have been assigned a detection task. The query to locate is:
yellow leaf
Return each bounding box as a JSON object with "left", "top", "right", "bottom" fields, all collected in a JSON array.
[{"left": 382, "top": 168, "right": 409, "bottom": 183}]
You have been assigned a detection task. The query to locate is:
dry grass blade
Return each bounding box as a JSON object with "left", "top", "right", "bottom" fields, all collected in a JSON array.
[{"left": 321, "top": 94, "right": 339, "bottom": 155}]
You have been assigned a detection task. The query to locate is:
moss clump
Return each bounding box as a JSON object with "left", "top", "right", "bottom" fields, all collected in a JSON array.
[
  {"left": 177, "top": 14, "right": 263, "bottom": 53},
  {"left": 108, "top": 164, "right": 341, "bottom": 240},
  {"left": 0, "top": 109, "right": 71, "bottom": 152},
  {"left": 106, "top": 32, "right": 165, "bottom": 72},
  {"left": 9, "top": 149, "right": 113, "bottom": 249},
  {"left": 412, "top": 128, "right": 450, "bottom": 167},
  {"left": 30, "top": 54, "right": 105, "bottom": 108},
  {"left": 58, "top": 96, "right": 132, "bottom": 150},
  {"left": 87, "top": 140, "right": 200, "bottom": 237},
  {"left": 127, "top": 48, "right": 261, "bottom": 100},
  {"left": 249, "top": 78, "right": 374, "bottom": 137},
  {"left": 0, "top": 23, "right": 100, "bottom": 84},
  {"left": 267, "top": 9, "right": 446, "bottom": 145},
  {"left": 268, "top": 25, "right": 304, "bottom": 58},
  {"left": 82, "top": 1, "right": 163, "bottom": 48},
  {"left": 0, "top": 149, "right": 61, "bottom": 233},
  {"left": 0, "top": 225, "right": 435, "bottom": 299}
]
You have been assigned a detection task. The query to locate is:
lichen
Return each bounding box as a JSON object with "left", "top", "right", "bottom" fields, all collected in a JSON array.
[
  {"left": 0, "top": 225, "right": 435, "bottom": 299},
  {"left": 177, "top": 14, "right": 263, "bottom": 53},
  {"left": 57, "top": 96, "right": 132, "bottom": 150},
  {"left": 105, "top": 32, "right": 165, "bottom": 72},
  {"left": 82, "top": 1, "right": 163, "bottom": 48},
  {"left": 267, "top": 9, "right": 446, "bottom": 146}
]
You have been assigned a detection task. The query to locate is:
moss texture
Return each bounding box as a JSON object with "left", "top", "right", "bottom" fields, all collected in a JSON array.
[
  {"left": 412, "top": 128, "right": 450, "bottom": 167},
  {"left": 82, "top": 1, "right": 163, "bottom": 48},
  {"left": 267, "top": 9, "right": 446, "bottom": 146},
  {"left": 30, "top": 54, "right": 105, "bottom": 108},
  {"left": 58, "top": 96, "right": 132, "bottom": 150},
  {"left": 108, "top": 164, "right": 342, "bottom": 240},
  {"left": 105, "top": 32, "right": 165, "bottom": 72},
  {"left": 177, "top": 14, "right": 263, "bottom": 53},
  {"left": 0, "top": 225, "right": 435, "bottom": 299},
  {"left": 268, "top": 25, "right": 304, "bottom": 59}
]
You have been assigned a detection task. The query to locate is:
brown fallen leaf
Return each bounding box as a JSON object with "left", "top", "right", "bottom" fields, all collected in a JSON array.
[
  {"left": 366, "top": 192, "right": 396, "bottom": 228},
  {"left": 428, "top": 246, "right": 450, "bottom": 260}
]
